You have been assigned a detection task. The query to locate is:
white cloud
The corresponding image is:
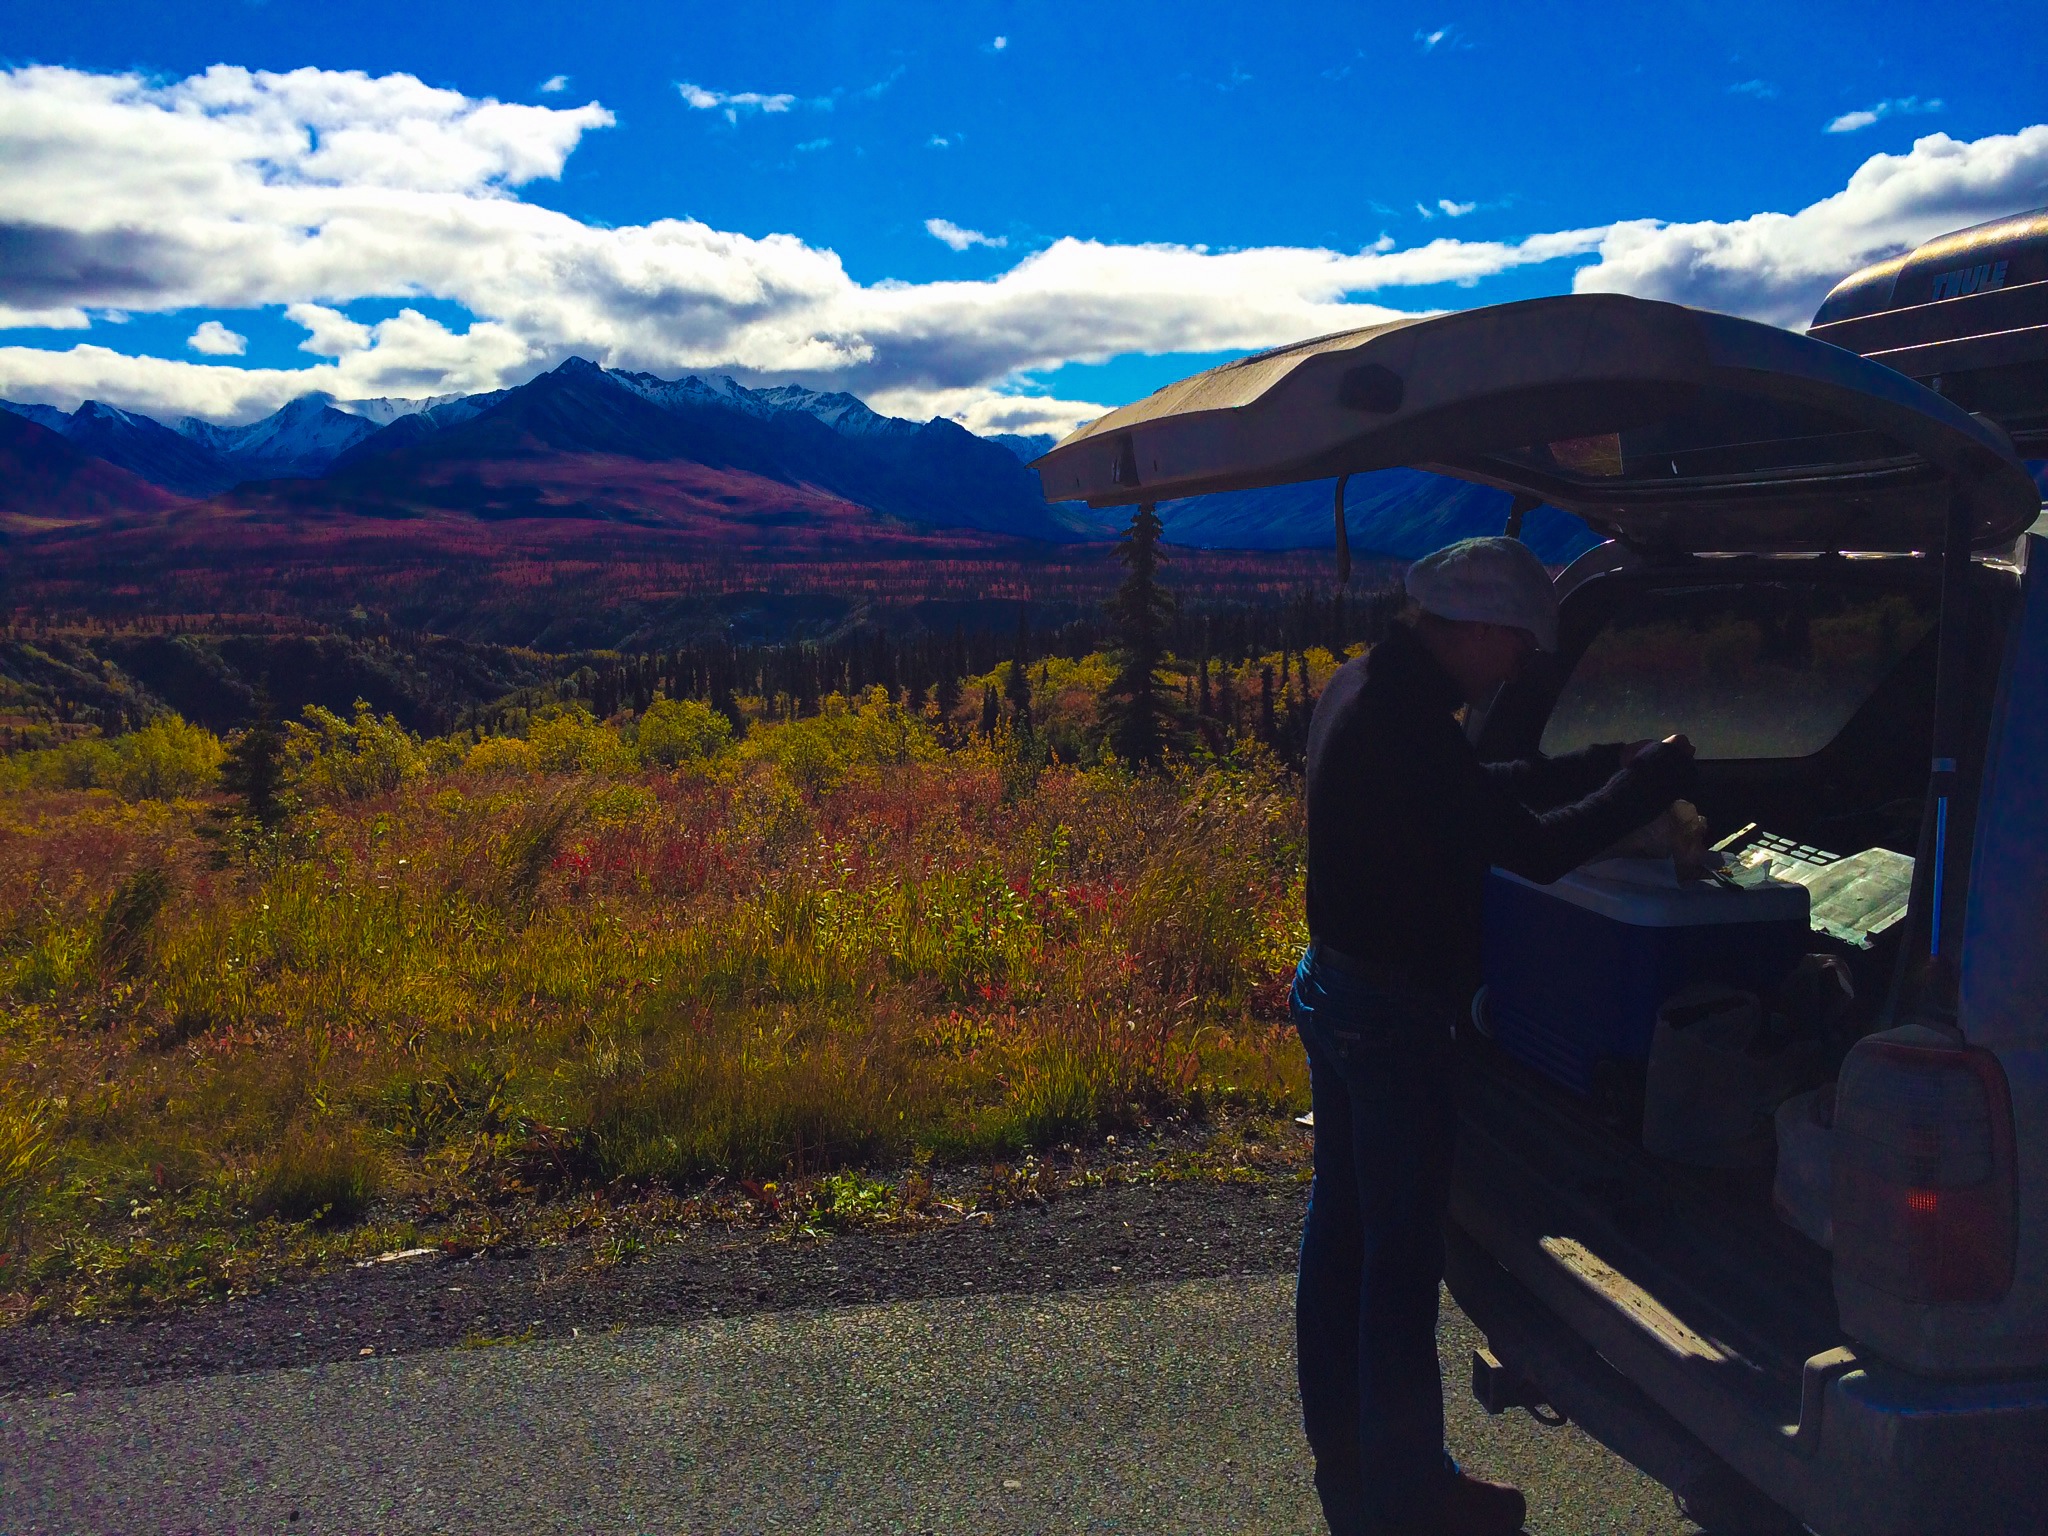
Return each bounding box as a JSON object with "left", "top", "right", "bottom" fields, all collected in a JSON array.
[
  {"left": 1, "top": 64, "right": 2043, "bottom": 438},
  {"left": 186, "top": 319, "right": 247, "bottom": 355},
  {"left": 540, "top": 75, "right": 569, "bottom": 95},
  {"left": 1415, "top": 25, "right": 1459, "bottom": 52},
  {"left": 1826, "top": 95, "right": 1943, "bottom": 134},
  {"left": 1437, "top": 198, "right": 1476, "bottom": 218},
  {"left": 794, "top": 137, "right": 832, "bottom": 153},
  {"left": 1574, "top": 125, "right": 2048, "bottom": 327},
  {"left": 284, "top": 302, "right": 371, "bottom": 356},
  {"left": 927, "top": 134, "right": 951, "bottom": 148},
  {"left": 678, "top": 81, "right": 796, "bottom": 123},
  {"left": 990, "top": 36, "right": 1008, "bottom": 51},
  {"left": 926, "top": 218, "right": 1007, "bottom": 251}
]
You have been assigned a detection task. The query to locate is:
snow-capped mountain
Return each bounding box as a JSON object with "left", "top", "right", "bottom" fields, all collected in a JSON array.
[
  {"left": 0, "top": 363, "right": 1597, "bottom": 559},
  {"left": 988, "top": 433, "right": 1056, "bottom": 462},
  {"left": 752, "top": 384, "right": 917, "bottom": 438},
  {"left": 333, "top": 390, "right": 484, "bottom": 426},
  {"left": 0, "top": 399, "right": 236, "bottom": 496},
  {"left": 176, "top": 394, "right": 381, "bottom": 481}
]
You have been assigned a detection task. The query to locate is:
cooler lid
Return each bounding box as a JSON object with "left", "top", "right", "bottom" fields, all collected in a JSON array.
[
  {"left": 1032, "top": 293, "right": 2039, "bottom": 552},
  {"left": 1492, "top": 864, "right": 1812, "bottom": 928}
]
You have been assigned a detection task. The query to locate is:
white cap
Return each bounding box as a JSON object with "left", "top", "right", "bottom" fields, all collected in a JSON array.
[{"left": 1405, "top": 537, "right": 1559, "bottom": 651}]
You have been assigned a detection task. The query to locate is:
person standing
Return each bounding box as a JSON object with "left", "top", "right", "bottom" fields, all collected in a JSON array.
[{"left": 1294, "top": 538, "right": 1698, "bottom": 1536}]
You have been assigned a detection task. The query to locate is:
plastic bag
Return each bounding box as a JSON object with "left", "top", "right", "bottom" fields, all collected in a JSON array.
[
  {"left": 1596, "top": 800, "right": 1714, "bottom": 878},
  {"left": 1641, "top": 984, "right": 1822, "bottom": 1168},
  {"left": 1773, "top": 1085, "right": 1834, "bottom": 1247}
]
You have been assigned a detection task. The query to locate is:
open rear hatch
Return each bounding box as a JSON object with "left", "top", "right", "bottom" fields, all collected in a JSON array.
[
  {"left": 1036, "top": 294, "right": 2042, "bottom": 1519},
  {"left": 1032, "top": 292, "right": 2037, "bottom": 553}
]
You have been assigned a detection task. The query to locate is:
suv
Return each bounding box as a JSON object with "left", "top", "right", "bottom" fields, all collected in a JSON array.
[{"left": 1034, "top": 223, "right": 2048, "bottom": 1534}]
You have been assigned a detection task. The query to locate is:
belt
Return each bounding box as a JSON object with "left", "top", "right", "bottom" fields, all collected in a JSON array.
[{"left": 1305, "top": 940, "right": 1442, "bottom": 1000}]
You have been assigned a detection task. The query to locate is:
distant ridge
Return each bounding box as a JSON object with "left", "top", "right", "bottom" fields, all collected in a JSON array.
[
  {"left": 0, "top": 363, "right": 1598, "bottom": 560},
  {"left": 0, "top": 410, "right": 182, "bottom": 528}
]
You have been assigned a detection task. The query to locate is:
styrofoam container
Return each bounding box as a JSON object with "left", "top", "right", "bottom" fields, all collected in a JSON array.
[{"left": 1482, "top": 863, "right": 1811, "bottom": 1095}]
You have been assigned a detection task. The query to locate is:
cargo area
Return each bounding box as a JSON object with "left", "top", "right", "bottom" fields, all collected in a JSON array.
[{"left": 1462, "top": 552, "right": 2023, "bottom": 1386}]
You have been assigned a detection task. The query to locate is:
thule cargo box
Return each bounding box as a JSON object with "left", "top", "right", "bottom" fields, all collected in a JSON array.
[{"left": 1810, "top": 206, "right": 2048, "bottom": 455}]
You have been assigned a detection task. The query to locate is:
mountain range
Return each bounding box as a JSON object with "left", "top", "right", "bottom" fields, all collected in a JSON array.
[{"left": 0, "top": 360, "right": 1597, "bottom": 564}]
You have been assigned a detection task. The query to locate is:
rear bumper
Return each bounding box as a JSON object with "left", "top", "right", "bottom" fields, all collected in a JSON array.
[{"left": 1447, "top": 1214, "right": 2048, "bottom": 1535}]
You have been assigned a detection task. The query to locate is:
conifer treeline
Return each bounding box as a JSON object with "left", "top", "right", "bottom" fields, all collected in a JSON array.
[{"left": 536, "top": 588, "right": 1393, "bottom": 717}]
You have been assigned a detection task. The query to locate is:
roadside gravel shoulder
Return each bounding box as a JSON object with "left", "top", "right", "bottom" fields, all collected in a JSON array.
[{"left": 1, "top": 1175, "right": 1310, "bottom": 1397}]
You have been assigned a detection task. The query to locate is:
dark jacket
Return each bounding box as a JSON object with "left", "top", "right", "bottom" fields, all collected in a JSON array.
[{"left": 1304, "top": 623, "right": 1700, "bottom": 991}]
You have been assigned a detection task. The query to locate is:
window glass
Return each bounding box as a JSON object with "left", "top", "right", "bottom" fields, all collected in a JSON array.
[{"left": 1540, "top": 582, "right": 1938, "bottom": 761}]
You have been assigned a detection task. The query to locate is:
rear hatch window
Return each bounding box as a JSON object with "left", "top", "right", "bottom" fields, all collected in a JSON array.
[{"left": 1540, "top": 582, "right": 1938, "bottom": 761}]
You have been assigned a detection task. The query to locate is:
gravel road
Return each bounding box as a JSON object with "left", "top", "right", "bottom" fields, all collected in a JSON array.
[{"left": 2, "top": 1180, "right": 1705, "bottom": 1535}]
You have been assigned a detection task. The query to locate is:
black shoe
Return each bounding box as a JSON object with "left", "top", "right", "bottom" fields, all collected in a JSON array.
[{"left": 1441, "top": 1471, "right": 1527, "bottom": 1536}]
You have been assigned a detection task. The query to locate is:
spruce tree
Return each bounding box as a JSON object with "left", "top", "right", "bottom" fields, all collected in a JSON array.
[
  {"left": 1005, "top": 607, "right": 1034, "bottom": 732},
  {"left": 220, "top": 691, "right": 286, "bottom": 827},
  {"left": 1101, "top": 502, "right": 1177, "bottom": 767}
]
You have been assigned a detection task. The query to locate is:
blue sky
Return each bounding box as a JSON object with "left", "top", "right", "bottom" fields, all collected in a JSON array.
[{"left": 1, "top": 0, "right": 2044, "bottom": 429}]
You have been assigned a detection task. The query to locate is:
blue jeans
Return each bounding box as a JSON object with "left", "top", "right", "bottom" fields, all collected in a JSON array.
[{"left": 1292, "top": 946, "right": 1460, "bottom": 1536}]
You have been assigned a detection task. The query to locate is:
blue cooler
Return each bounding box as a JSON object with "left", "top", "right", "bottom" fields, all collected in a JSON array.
[{"left": 1480, "top": 863, "right": 1811, "bottom": 1095}]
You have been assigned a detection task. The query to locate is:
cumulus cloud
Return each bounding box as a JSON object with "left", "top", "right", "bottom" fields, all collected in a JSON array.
[
  {"left": 539, "top": 75, "right": 569, "bottom": 94},
  {"left": 186, "top": 319, "right": 247, "bottom": 355},
  {"left": 1, "top": 64, "right": 2044, "bottom": 436},
  {"left": 989, "top": 36, "right": 1008, "bottom": 52},
  {"left": 1826, "top": 95, "right": 1943, "bottom": 134},
  {"left": 1415, "top": 25, "right": 1461, "bottom": 52},
  {"left": 1574, "top": 124, "right": 2048, "bottom": 327},
  {"left": 926, "top": 218, "right": 1007, "bottom": 251},
  {"left": 284, "top": 301, "right": 371, "bottom": 356}
]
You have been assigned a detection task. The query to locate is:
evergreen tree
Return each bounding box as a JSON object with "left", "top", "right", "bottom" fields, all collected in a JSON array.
[
  {"left": 979, "top": 683, "right": 1001, "bottom": 738},
  {"left": 1258, "top": 664, "right": 1277, "bottom": 746},
  {"left": 1005, "top": 607, "right": 1034, "bottom": 731},
  {"left": 220, "top": 692, "right": 286, "bottom": 827},
  {"left": 1101, "top": 502, "right": 1177, "bottom": 767}
]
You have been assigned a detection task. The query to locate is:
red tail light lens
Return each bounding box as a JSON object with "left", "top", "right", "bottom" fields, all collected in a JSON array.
[{"left": 1833, "top": 1036, "right": 2016, "bottom": 1306}]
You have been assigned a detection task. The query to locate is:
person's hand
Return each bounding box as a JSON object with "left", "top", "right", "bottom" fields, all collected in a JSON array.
[{"left": 1623, "top": 734, "right": 1694, "bottom": 765}]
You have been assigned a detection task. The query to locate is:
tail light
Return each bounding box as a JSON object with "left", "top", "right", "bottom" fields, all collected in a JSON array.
[{"left": 1833, "top": 1029, "right": 2016, "bottom": 1306}]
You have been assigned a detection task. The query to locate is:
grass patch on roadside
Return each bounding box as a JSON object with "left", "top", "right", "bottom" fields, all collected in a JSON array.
[{"left": 0, "top": 685, "right": 1314, "bottom": 1320}]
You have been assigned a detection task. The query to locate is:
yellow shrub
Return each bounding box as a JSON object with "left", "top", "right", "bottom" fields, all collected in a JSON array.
[
  {"left": 284, "top": 701, "right": 422, "bottom": 801},
  {"left": 0, "top": 716, "right": 221, "bottom": 800},
  {"left": 743, "top": 688, "right": 940, "bottom": 796},
  {"left": 529, "top": 708, "right": 632, "bottom": 775},
  {"left": 465, "top": 735, "right": 539, "bottom": 776},
  {"left": 634, "top": 697, "right": 733, "bottom": 767}
]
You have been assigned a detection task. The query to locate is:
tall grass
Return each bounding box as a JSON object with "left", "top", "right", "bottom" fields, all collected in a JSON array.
[{"left": 0, "top": 679, "right": 1313, "bottom": 1314}]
